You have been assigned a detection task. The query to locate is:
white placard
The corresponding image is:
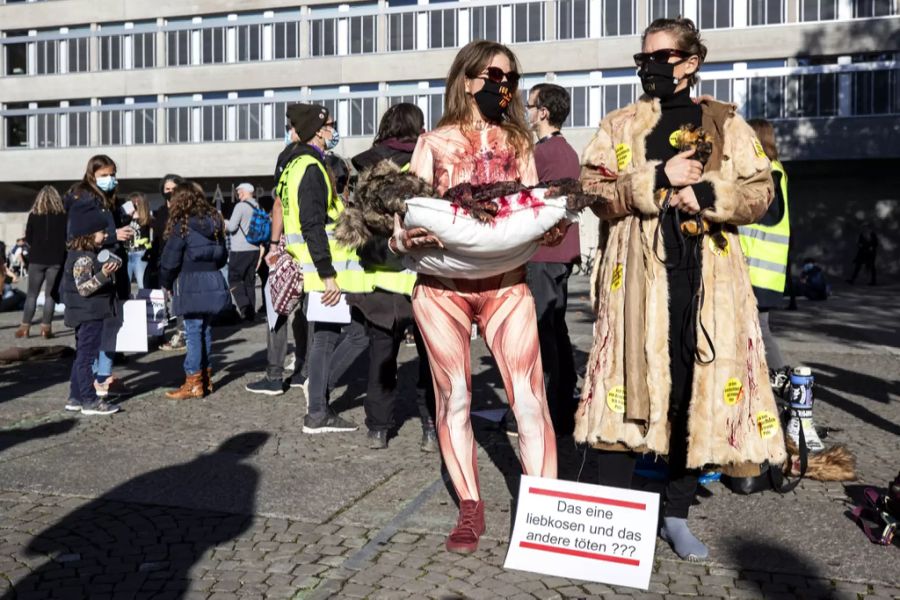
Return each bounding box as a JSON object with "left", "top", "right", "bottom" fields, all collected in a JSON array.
[
  {"left": 305, "top": 291, "right": 351, "bottom": 324},
  {"left": 504, "top": 475, "right": 659, "bottom": 590},
  {"left": 136, "top": 289, "right": 167, "bottom": 337},
  {"left": 101, "top": 300, "right": 149, "bottom": 353},
  {"left": 263, "top": 281, "right": 278, "bottom": 331}
]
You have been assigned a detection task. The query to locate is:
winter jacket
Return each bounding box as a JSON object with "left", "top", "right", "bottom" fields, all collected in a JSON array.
[
  {"left": 64, "top": 188, "right": 130, "bottom": 299},
  {"left": 61, "top": 250, "right": 115, "bottom": 328},
  {"left": 25, "top": 212, "right": 67, "bottom": 266},
  {"left": 159, "top": 216, "right": 229, "bottom": 316},
  {"left": 574, "top": 96, "right": 786, "bottom": 473},
  {"left": 291, "top": 144, "right": 335, "bottom": 280}
]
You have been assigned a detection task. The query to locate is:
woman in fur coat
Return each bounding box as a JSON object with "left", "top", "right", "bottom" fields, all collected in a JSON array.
[{"left": 575, "top": 18, "right": 786, "bottom": 561}]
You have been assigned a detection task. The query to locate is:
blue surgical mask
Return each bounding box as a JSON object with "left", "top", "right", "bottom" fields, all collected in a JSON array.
[
  {"left": 326, "top": 129, "right": 340, "bottom": 151},
  {"left": 284, "top": 131, "right": 293, "bottom": 146},
  {"left": 96, "top": 175, "right": 117, "bottom": 193}
]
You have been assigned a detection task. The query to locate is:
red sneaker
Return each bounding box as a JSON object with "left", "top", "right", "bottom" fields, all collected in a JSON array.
[{"left": 445, "top": 500, "right": 485, "bottom": 554}]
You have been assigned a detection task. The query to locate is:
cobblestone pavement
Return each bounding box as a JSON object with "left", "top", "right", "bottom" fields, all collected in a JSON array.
[{"left": 0, "top": 277, "right": 898, "bottom": 599}]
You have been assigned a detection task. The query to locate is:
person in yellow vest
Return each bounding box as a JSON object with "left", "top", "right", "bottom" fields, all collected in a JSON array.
[
  {"left": 740, "top": 119, "right": 790, "bottom": 377},
  {"left": 279, "top": 103, "right": 369, "bottom": 434},
  {"left": 347, "top": 103, "right": 437, "bottom": 451}
]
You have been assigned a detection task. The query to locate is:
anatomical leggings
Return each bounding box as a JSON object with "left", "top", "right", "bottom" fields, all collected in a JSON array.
[{"left": 412, "top": 268, "right": 557, "bottom": 501}]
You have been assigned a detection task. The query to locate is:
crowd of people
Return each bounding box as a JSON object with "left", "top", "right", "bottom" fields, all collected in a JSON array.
[{"left": 5, "top": 17, "right": 854, "bottom": 561}]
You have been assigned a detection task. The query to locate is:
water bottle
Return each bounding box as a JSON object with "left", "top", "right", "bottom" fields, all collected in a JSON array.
[{"left": 786, "top": 365, "right": 824, "bottom": 452}]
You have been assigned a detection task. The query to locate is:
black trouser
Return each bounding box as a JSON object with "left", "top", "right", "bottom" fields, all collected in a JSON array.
[
  {"left": 228, "top": 250, "right": 258, "bottom": 313},
  {"left": 849, "top": 257, "right": 876, "bottom": 285},
  {"left": 597, "top": 264, "right": 701, "bottom": 519},
  {"left": 265, "top": 307, "right": 308, "bottom": 381},
  {"left": 526, "top": 262, "right": 578, "bottom": 436},
  {"left": 69, "top": 320, "right": 103, "bottom": 403},
  {"left": 363, "top": 318, "right": 436, "bottom": 432},
  {"left": 22, "top": 263, "right": 61, "bottom": 325}
]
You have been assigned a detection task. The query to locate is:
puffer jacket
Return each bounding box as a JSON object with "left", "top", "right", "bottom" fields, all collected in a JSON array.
[{"left": 159, "top": 216, "right": 229, "bottom": 316}]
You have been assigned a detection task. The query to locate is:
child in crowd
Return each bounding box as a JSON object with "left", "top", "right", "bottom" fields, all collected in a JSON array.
[
  {"left": 61, "top": 202, "right": 121, "bottom": 415},
  {"left": 159, "top": 181, "right": 230, "bottom": 399}
]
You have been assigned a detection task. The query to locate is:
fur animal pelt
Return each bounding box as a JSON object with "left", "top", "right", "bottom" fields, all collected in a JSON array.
[
  {"left": 335, "top": 160, "right": 434, "bottom": 249},
  {"left": 675, "top": 123, "right": 714, "bottom": 165},
  {"left": 544, "top": 178, "right": 610, "bottom": 212},
  {"left": 784, "top": 438, "right": 857, "bottom": 482}
]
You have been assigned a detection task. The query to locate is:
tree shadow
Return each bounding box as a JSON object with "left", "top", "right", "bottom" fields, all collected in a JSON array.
[
  {"left": 815, "top": 386, "right": 900, "bottom": 437},
  {"left": 1, "top": 431, "right": 268, "bottom": 600},
  {"left": 0, "top": 419, "right": 77, "bottom": 454},
  {"left": 808, "top": 361, "right": 900, "bottom": 405}
]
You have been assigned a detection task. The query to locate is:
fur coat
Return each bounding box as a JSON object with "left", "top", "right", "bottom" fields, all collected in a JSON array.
[{"left": 574, "top": 96, "right": 787, "bottom": 472}]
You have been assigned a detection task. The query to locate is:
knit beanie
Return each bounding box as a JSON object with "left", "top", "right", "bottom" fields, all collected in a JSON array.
[
  {"left": 68, "top": 202, "right": 109, "bottom": 239},
  {"left": 286, "top": 103, "right": 329, "bottom": 143}
]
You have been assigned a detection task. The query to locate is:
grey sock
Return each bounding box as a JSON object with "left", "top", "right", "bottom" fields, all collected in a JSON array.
[{"left": 661, "top": 516, "right": 708, "bottom": 561}]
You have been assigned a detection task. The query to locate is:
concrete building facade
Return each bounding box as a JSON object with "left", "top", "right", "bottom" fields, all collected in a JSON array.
[{"left": 1, "top": 0, "right": 898, "bottom": 278}]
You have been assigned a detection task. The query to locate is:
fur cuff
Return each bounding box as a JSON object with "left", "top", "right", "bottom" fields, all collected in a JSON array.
[
  {"left": 697, "top": 170, "right": 737, "bottom": 224},
  {"left": 627, "top": 160, "right": 662, "bottom": 215}
]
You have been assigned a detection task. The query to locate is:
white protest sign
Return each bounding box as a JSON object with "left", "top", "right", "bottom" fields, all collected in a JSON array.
[
  {"left": 100, "top": 300, "right": 149, "bottom": 353},
  {"left": 136, "top": 289, "right": 167, "bottom": 337},
  {"left": 504, "top": 475, "right": 659, "bottom": 590}
]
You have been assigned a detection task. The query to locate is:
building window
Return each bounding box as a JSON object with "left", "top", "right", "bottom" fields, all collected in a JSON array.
[
  {"left": 133, "top": 32, "right": 156, "bottom": 69},
  {"left": 201, "top": 27, "right": 227, "bottom": 64},
  {"left": 67, "top": 37, "right": 89, "bottom": 72},
  {"left": 387, "top": 94, "right": 444, "bottom": 130},
  {"left": 428, "top": 9, "right": 457, "bottom": 49},
  {"left": 746, "top": 76, "right": 785, "bottom": 120},
  {"left": 166, "top": 106, "right": 192, "bottom": 143},
  {"left": 4, "top": 32, "right": 28, "bottom": 75},
  {"left": 36, "top": 39, "right": 58, "bottom": 74},
  {"left": 272, "top": 100, "right": 290, "bottom": 139},
  {"left": 388, "top": 12, "right": 416, "bottom": 51},
  {"left": 99, "top": 35, "right": 123, "bottom": 70},
  {"left": 603, "top": 83, "right": 638, "bottom": 114},
  {"left": 697, "top": 79, "right": 733, "bottom": 103},
  {"left": 800, "top": 0, "right": 838, "bottom": 21},
  {"left": 852, "top": 68, "right": 899, "bottom": 115},
  {"left": 349, "top": 15, "right": 377, "bottom": 54},
  {"left": 854, "top": 0, "right": 896, "bottom": 17},
  {"left": 602, "top": 0, "right": 636, "bottom": 36},
  {"left": 310, "top": 18, "right": 338, "bottom": 56},
  {"left": 749, "top": 0, "right": 784, "bottom": 25},
  {"left": 36, "top": 105, "right": 59, "bottom": 148},
  {"left": 795, "top": 72, "right": 838, "bottom": 116},
  {"left": 237, "top": 24, "right": 263, "bottom": 62},
  {"left": 166, "top": 30, "right": 191, "bottom": 66},
  {"left": 201, "top": 104, "right": 227, "bottom": 141},
  {"left": 699, "top": 0, "right": 732, "bottom": 29},
  {"left": 562, "top": 86, "right": 590, "bottom": 127},
  {"left": 237, "top": 102, "right": 265, "bottom": 140},
  {"left": 648, "top": 0, "right": 683, "bottom": 21},
  {"left": 349, "top": 97, "right": 377, "bottom": 136},
  {"left": 274, "top": 21, "right": 300, "bottom": 59},
  {"left": 558, "top": 0, "right": 589, "bottom": 40},
  {"left": 133, "top": 106, "right": 156, "bottom": 145},
  {"left": 68, "top": 104, "right": 90, "bottom": 147},
  {"left": 4, "top": 103, "right": 28, "bottom": 148},
  {"left": 470, "top": 5, "right": 501, "bottom": 41},
  {"left": 513, "top": 3, "right": 544, "bottom": 43},
  {"left": 100, "top": 104, "right": 125, "bottom": 146}
]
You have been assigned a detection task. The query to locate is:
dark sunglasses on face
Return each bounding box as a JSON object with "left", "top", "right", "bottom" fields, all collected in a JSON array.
[
  {"left": 481, "top": 66, "right": 520, "bottom": 90},
  {"left": 324, "top": 121, "right": 337, "bottom": 130},
  {"left": 633, "top": 49, "right": 692, "bottom": 67}
]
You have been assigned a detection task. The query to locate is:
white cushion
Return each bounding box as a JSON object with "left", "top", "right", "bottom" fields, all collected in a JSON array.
[{"left": 401, "top": 188, "right": 575, "bottom": 279}]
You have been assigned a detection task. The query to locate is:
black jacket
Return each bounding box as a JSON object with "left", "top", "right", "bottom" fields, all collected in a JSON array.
[
  {"left": 61, "top": 250, "right": 115, "bottom": 328},
  {"left": 25, "top": 212, "right": 67, "bottom": 266},
  {"left": 64, "top": 188, "right": 130, "bottom": 299},
  {"left": 290, "top": 144, "right": 336, "bottom": 279},
  {"left": 160, "top": 216, "right": 229, "bottom": 316}
]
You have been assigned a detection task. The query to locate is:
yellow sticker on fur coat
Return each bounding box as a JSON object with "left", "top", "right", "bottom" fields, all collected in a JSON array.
[
  {"left": 724, "top": 378, "right": 743, "bottom": 406},
  {"left": 615, "top": 144, "right": 632, "bottom": 170},
  {"left": 607, "top": 386, "right": 626, "bottom": 413},
  {"left": 756, "top": 411, "right": 779, "bottom": 438},
  {"left": 611, "top": 264, "right": 624, "bottom": 291},
  {"left": 708, "top": 235, "right": 730, "bottom": 257}
]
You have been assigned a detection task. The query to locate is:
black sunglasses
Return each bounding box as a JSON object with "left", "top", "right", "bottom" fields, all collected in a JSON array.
[
  {"left": 481, "top": 66, "right": 521, "bottom": 90},
  {"left": 324, "top": 120, "right": 337, "bottom": 129},
  {"left": 633, "top": 49, "right": 692, "bottom": 67}
]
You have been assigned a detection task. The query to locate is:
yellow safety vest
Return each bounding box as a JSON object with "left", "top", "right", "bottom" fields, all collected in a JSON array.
[
  {"left": 278, "top": 153, "right": 369, "bottom": 293},
  {"left": 739, "top": 160, "right": 790, "bottom": 294}
]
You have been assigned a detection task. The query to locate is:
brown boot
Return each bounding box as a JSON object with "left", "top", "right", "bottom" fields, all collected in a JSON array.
[
  {"left": 202, "top": 368, "right": 214, "bottom": 394},
  {"left": 40, "top": 324, "right": 53, "bottom": 339},
  {"left": 14, "top": 324, "right": 29, "bottom": 338},
  {"left": 165, "top": 373, "right": 205, "bottom": 399}
]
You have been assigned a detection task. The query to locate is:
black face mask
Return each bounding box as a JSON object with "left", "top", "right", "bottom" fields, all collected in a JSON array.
[
  {"left": 473, "top": 79, "right": 513, "bottom": 123},
  {"left": 162, "top": 192, "right": 172, "bottom": 202},
  {"left": 638, "top": 60, "right": 686, "bottom": 100}
]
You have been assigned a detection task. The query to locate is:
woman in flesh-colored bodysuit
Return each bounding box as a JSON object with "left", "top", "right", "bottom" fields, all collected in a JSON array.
[{"left": 390, "top": 40, "right": 565, "bottom": 555}]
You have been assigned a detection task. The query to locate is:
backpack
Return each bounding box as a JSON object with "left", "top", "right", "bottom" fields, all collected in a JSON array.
[{"left": 243, "top": 201, "right": 271, "bottom": 246}]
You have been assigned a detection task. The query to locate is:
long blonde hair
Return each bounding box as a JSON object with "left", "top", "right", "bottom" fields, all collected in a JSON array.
[
  {"left": 438, "top": 40, "right": 532, "bottom": 157},
  {"left": 127, "top": 192, "right": 152, "bottom": 227},
  {"left": 31, "top": 185, "right": 65, "bottom": 215}
]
